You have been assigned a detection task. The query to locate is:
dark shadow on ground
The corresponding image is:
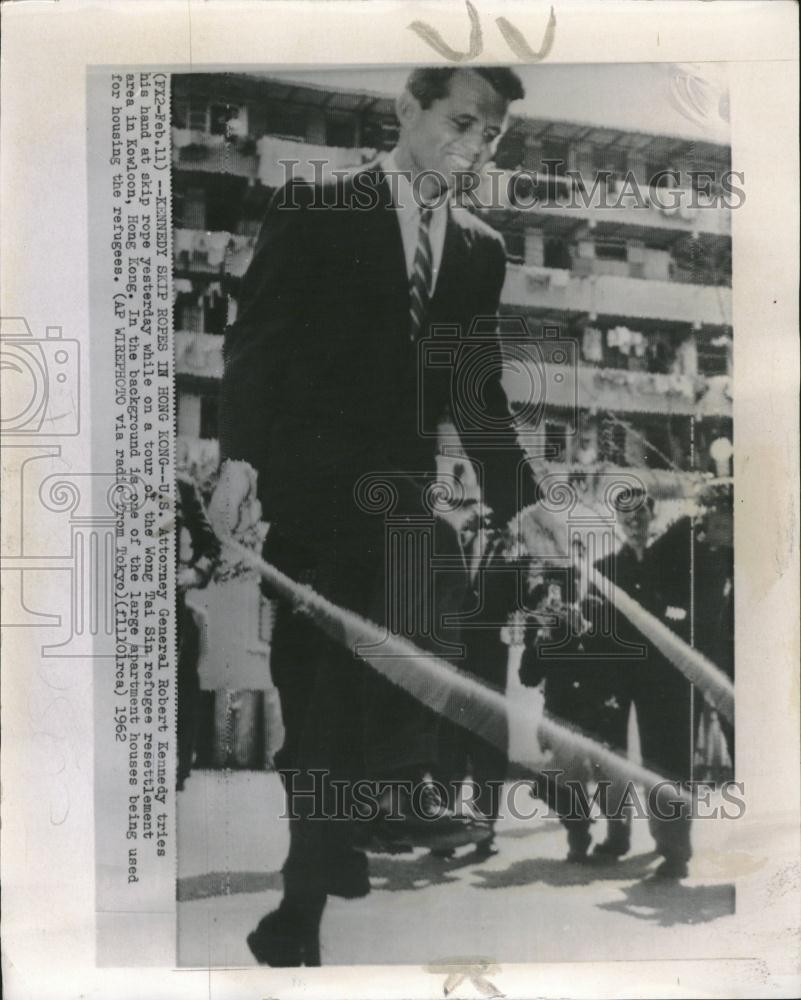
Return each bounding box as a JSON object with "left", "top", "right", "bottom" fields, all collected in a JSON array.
[
  {"left": 596, "top": 878, "right": 735, "bottom": 927},
  {"left": 495, "top": 823, "right": 555, "bottom": 840},
  {"left": 177, "top": 869, "right": 283, "bottom": 901},
  {"left": 367, "top": 847, "right": 494, "bottom": 892},
  {"left": 472, "top": 850, "right": 660, "bottom": 889}
]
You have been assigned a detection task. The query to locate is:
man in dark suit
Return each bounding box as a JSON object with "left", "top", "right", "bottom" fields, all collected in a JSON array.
[
  {"left": 591, "top": 493, "right": 695, "bottom": 878},
  {"left": 221, "top": 67, "right": 539, "bottom": 964},
  {"left": 646, "top": 483, "right": 734, "bottom": 772},
  {"left": 518, "top": 569, "right": 631, "bottom": 864}
]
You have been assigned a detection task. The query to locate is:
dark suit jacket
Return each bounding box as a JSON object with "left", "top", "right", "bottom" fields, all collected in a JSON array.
[
  {"left": 220, "top": 164, "right": 538, "bottom": 569},
  {"left": 647, "top": 517, "right": 733, "bottom": 679}
]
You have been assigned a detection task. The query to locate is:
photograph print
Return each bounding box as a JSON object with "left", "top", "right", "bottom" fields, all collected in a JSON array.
[{"left": 169, "top": 62, "right": 736, "bottom": 968}]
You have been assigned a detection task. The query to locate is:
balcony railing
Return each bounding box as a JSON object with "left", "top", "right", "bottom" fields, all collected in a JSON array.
[
  {"left": 175, "top": 331, "right": 223, "bottom": 380},
  {"left": 172, "top": 127, "right": 379, "bottom": 186},
  {"left": 475, "top": 170, "right": 731, "bottom": 238},
  {"left": 502, "top": 361, "right": 731, "bottom": 418},
  {"left": 502, "top": 263, "right": 732, "bottom": 326},
  {"left": 173, "top": 229, "right": 256, "bottom": 276},
  {"left": 256, "top": 136, "right": 376, "bottom": 188},
  {"left": 521, "top": 456, "right": 714, "bottom": 502},
  {"left": 172, "top": 128, "right": 258, "bottom": 178},
  {"left": 173, "top": 324, "right": 730, "bottom": 419}
]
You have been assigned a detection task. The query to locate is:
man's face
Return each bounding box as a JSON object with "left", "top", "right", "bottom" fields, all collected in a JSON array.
[
  {"left": 619, "top": 502, "right": 653, "bottom": 549},
  {"left": 703, "top": 508, "right": 734, "bottom": 550},
  {"left": 398, "top": 71, "right": 509, "bottom": 190}
]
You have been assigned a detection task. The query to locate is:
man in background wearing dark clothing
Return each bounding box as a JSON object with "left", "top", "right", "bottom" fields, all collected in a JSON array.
[
  {"left": 646, "top": 483, "right": 734, "bottom": 774},
  {"left": 517, "top": 565, "right": 631, "bottom": 863},
  {"left": 592, "top": 493, "right": 695, "bottom": 878}
]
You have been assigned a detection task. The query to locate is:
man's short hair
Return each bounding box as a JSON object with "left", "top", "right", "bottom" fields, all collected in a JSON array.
[
  {"left": 406, "top": 67, "right": 525, "bottom": 108},
  {"left": 697, "top": 481, "right": 733, "bottom": 513}
]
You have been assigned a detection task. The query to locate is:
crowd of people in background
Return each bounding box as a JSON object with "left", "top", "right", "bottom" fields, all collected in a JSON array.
[{"left": 175, "top": 446, "right": 735, "bottom": 953}]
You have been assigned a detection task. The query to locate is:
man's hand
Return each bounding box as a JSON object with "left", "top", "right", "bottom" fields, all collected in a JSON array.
[
  {"left": 457, "top": 501, "right": 494, "bottom": 551},
  {"left": 523, "top": 580, "right": 591, "bottom": 645}
]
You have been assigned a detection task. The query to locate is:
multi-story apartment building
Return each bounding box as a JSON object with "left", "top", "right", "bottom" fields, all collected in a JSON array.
[{"left": 171, "top": 72, "right": 733, "bottom": 511}]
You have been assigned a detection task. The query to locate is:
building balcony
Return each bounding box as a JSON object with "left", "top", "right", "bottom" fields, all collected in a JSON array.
[
  {"left": 502, "top": 361, "right": 731, "bottom": 419},
  {"left": 175, "top": 330, "right": 224, "bottom": 380},
  {"left": 172, "top": 128, "right": 378, "bottom": 187},
  {"left": 173, "top": 229, "right": 256, "bottom": 276},
  {"left": 502, "top": 263, "right": 732, "bottom": 326},
  {"left": 475, "top": 171, "right": 731, "bottom": 239},
  {"left": 255, "top": 135, "right": 376, "bottom": 188},
  {"left": 177, "top": 434, "right": 221, "bottom": 486},
  {"left": 522, "top": 457, "right": 714, "bottom": 503},
  {"left": 173, "top": 323, "right": 730, "bottom": 421},
  {"left": 172, "top": 128, "right": 258, "bottom": 178}
]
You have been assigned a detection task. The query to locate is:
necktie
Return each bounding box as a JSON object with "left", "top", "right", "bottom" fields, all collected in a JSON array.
[{"left": 409, "top": 206, "right": 433, "bottom": 342}]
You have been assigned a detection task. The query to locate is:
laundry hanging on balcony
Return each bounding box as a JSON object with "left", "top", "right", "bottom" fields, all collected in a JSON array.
[
  {"left": 581, "top": 326, "right": 603, "bottom": 363},
  {"left": 607, "top": 325, "right": 646, "bottom": 357}
]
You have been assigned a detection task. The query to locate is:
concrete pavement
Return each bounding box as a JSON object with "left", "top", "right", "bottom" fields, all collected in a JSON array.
[{"left": 177, "top": 766, "right": 741, "bottom": 969}]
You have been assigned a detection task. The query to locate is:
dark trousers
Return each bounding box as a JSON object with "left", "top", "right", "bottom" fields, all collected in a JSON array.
[
  {"left": 436, "top": 625, "right": 509, "bottom": 821},
  {"left": 632, "top": 661, "right": 694, "bottom": 862},
  {"left": 266, "top": 511, "right": 469, "bottom": 898},
  {"left": 580, "top": 659, "right": 694, "bottom": 861},
  {"left": 527, "top": 655, "right": 693, "bottom": 859},
  {"left": 270, "top": 601, "right": 370, "bottom": 899},
  {"left": 530, "top": 666, "right": 629, "bottom": 844},
  {"left": 176, "top": 597, "right": 201, "bottom": 787}
]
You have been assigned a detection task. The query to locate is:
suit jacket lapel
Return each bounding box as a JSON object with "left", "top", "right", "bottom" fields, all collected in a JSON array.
[
  {"left": 354, "top": 167, "right": 472, "bottom": 326},
  {"left": 348, "top": 168, "right": 471, "bottom": 341},
  {"left": 351, "top": 165, "right": 409, "bottom": 320}
]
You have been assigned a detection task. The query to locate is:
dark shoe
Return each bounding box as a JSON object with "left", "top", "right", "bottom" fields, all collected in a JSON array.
[
  {"left": 652, "top": 856, "right": 689, "bottom": 881},
  {"left": 375, "top": 782, "right": 493, "bottom": 852},
  {"left": 472, "top": 837, "right": 499, "bottom": 860},
  {"left": 326, "top": 848, "right": 371, "bottom": 898},
  {"left": 431, "top": 833, "right": 499, "bottom": 861},
  {"left": 363, "top": 832, "right": 416, "bottom": 855},
  {"left": 566, "top": 826, "right": 593, "bottom": 863},
  {"left": 430, "top": 846, "right": 456, "bottom": 859},
  {"left": 354, "top": 820, "right": 415, "bottom": 855},
  {"left": 592, "top": 830, "right": 631, "bottom": 860},
  {"left": 247, "top": 910, "right": 312, "bottom": 969}
]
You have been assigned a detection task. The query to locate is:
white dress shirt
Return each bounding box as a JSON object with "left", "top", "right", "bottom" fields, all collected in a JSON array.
[{"left": 382, "top": 149, "right": 449, "bottom": 295}]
